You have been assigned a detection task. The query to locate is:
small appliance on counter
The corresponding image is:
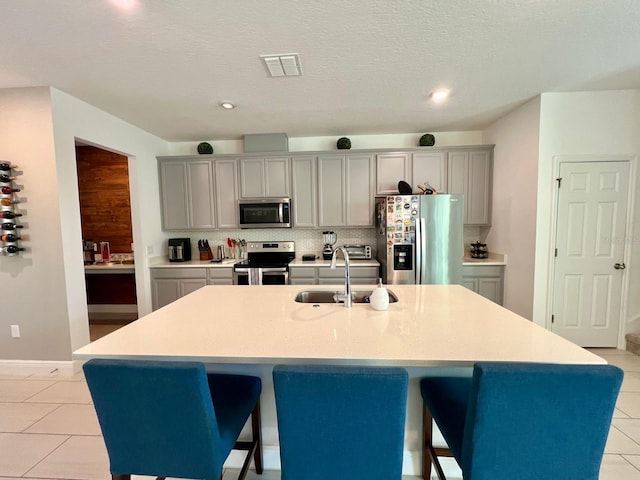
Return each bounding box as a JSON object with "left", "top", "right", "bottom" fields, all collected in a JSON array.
[
  {"left": 99, "top": 241, "right": 110, "bottom": 262},
  {"left": 168, "top": 238, "right": 191, "bottom": 262},
  {"left": 343, "top": 244, "right": 372, "bottom": 260},
  {"left": 83, "top": 239, "right": 95, "bottom": 264},
  {"left": 469, "top": 241, "right": 489, "bottom": 259},
  {"left": 322, "top": 231, "right": 337, "bottom": 260}
]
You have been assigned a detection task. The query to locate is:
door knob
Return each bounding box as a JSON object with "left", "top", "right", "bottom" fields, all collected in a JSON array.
[{"left": 614, "top": 263, "right": 626, "bottom": 270}]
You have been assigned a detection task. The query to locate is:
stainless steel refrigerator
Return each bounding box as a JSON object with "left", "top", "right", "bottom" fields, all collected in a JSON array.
[{"left": 375, "top": 194, "right": 464, "bottom": 284}]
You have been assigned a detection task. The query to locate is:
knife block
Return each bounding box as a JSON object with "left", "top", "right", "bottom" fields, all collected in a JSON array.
[{"left": 200, "top": 249, "right": 213, "bottom": 261}]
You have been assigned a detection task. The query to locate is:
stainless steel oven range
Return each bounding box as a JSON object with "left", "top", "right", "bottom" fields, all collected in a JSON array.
[{"left": 232, "top": 241, "right": 295, "bottom": 285}]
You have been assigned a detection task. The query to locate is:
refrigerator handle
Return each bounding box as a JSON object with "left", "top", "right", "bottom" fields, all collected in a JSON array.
[
  {"left": 419, "top": 218, "right": 427, "bottom": 284},
  {"left": 415, "top": 218, "right": 421, "bottom": 284}
]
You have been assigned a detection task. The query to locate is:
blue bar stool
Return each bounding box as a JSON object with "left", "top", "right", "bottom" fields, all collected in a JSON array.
[
  {"left": 420, "top": 362, "right": 623, "bottom": 480},
  {"left": 83, "top": 359, "right": 263, "bottom": 480},
  {"left": 273, "top": 364, "right": 408, "bottom": 480}
]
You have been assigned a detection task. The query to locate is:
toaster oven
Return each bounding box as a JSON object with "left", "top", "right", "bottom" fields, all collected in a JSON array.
[{"left": 343, "top": 245, "right": 372, "bottom": 260}]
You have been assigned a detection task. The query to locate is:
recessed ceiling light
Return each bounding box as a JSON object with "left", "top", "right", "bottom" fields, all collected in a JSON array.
[
  {"left": 430, "top": 89, "right": 450, "bottom": 103},
  {"left": 220, "top": 102, "right": 236, "bottom": 109},
  {"left": 110, "top": 0, "right": 138, "bottom": 11}
]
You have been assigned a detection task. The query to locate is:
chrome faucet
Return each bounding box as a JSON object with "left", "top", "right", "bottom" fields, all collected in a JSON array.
[{"left": 331, "top": 246, "right": 352, "bottom": 308}]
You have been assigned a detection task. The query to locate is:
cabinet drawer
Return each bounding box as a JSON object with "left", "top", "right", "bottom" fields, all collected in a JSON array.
[
  {"left": 318, "top": 266, "right": 378, "bottom": 278},
  {"left": 151, "top": 268, "right": 207, "bottom": 279},
  {"left": 208, "top": 268, "right": 233, "bottom": 280},
  {"left": 289, "top": 267, "right": 316, "bottom": 278}
]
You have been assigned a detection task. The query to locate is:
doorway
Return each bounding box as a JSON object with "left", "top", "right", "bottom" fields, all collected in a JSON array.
[
  {"left": 550, "top": 160, "right": 630, "bottom": 347},
  {"left": 75, "top": 144, "right": 138, "bottom": 340}
]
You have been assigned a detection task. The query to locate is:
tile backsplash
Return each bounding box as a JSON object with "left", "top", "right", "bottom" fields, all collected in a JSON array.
[{"left": 168, "top": 226, "right": 483, "bottom": 258}]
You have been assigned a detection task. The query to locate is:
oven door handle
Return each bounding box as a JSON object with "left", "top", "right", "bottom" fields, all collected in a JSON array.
[{"left": 260, "top": 267, "right": 288, "bottom": 273}]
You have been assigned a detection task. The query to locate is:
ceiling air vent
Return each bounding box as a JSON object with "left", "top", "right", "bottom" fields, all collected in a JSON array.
[{"left": 260, "top": 54, "right": 302, "bottom": 77}]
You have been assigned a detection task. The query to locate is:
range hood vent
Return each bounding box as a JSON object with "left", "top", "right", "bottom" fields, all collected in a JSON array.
[{"left": 243, "top": 133, "right": 289, "bottom": 153}]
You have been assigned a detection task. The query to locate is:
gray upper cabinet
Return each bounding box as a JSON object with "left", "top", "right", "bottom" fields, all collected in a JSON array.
[
  {"left": 346, "top": 154, "right": 375, "bottom": 226},
  {"left": 291, "top": 156, "right": 317, "bottom": 227},
  {"left": 318, "top": 155, "right": 345, "bottom": 226},
  {"left": 376, "top": 151, "right": 447, "bottom": 195},
  {"left": 214, "top": 159, "right": 239, "bottom": 228},
  {"left": 158, "top": 145, "right": 492, "bottom": 230},
  {"left": 239, "top": 157, "right": 290, "bottom": 198},
  {"left": 376, "top": 153, "right": 411, "bottom": 195},
  {"left": 447, "top": 148, "right": 493, "bottom": 225},
  {"left": 318, "top": 153, "right": 375, "bottom": 227},
  {"left": 159, "top": 159, "right": 215, "bottom": 230},
  {"left": 412, "top": 151, "right": 447, "bottom": 194}
]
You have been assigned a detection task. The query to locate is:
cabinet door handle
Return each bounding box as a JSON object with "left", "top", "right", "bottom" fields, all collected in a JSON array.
[{"left": 614, "top": 263, "right": 626, "bottom": 270}]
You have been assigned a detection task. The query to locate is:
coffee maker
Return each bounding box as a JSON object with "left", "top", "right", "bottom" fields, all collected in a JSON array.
[
  {"left": 168, "top": 238, "right": 191, "bottom": 262},
  {"left": 322, "top": 231, "right": 337, "bottom": 260},
  {"left": 82, "top": 239, "right": 95, "bottom": 265}
]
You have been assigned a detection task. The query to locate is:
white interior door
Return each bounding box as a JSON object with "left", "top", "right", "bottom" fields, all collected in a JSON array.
[{"left": 551, "top": 161, "right": 629, "bottom": 346}]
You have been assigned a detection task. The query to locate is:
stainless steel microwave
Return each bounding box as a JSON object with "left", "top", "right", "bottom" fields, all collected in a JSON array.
[{"left": 238, "top": 198, "right": 291, "bottom": 229}]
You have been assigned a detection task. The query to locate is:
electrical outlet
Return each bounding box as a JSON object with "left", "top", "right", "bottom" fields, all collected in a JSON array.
[
  {"left": 146, "top": 245, "right": 153, "bottom": 255},
  {"left": 10, "top": 325, "right": 20, "bottom": 338}
]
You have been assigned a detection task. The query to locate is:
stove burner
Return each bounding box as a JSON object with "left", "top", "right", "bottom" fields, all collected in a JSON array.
[{"left": 233, "top": 241, "right": 295, "bottom": 271}]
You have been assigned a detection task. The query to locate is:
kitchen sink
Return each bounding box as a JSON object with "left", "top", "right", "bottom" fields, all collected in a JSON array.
[{"left": 294, "top": 289, "right": 398, "bottom": 304}]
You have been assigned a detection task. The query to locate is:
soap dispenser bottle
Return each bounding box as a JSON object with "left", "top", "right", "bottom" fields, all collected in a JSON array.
[{"left": 370, "top": 278, "right": 390, "bottom": 311}]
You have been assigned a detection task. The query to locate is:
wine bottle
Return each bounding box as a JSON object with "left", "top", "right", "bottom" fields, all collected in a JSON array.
[
  {"left": 3, "top": 245, "right": 25, "bottom": 254},
  {"left": 0, "top": 198, "right": 19, "bottom": 206},
  {"left": 0, "top": 174, "right": 16, "bottom": 183},
  {"left": 0, "top": 211, "right": 22, "bottom": 219},
  {"left": 1, "top": 223, "right": 23, "bottom": 230},
  {"left": 0, "top": 162, "right": 17, "bottom": 171},
  {"left": 0, "top": 186, "right": 20, "bottom": 194},
  {"left": 1, "top": 234, "right": 23, "bottom": 242}
]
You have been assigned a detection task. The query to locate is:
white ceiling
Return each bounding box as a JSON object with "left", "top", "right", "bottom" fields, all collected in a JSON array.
[{"left": 1, "top": 0, "right": 640, "bottom": 142}]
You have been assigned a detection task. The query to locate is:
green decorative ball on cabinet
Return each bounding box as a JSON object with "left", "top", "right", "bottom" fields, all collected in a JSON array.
[
  {"left": 197, "top": 142, "right": 214, "bottom": 154},
  {"left": 419, "top": 134, "right": 435, "bottom": 147},
  {"left": 336, "top": 137, "right": 351, "bottom": 150}
]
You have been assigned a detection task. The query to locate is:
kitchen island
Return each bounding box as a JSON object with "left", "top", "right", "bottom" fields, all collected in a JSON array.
[{"left": 74, "top": 284, "right": 603, "bottom": 475}]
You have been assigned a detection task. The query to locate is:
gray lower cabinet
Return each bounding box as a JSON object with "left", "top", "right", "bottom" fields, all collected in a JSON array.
[
  {"left": 289, "top": 267, "right": 317, "bottom": 285},
  {"left": 461, "top": 264, "right": 504, "bottom": 305},
  {"left": 151, "top": 268, "right": 207, "bottom": 310},
  {"left": 290, "top": 266, "right": 379, "bottom": 285},
  {"left": 208, "top": 267, "right": 233, "bottom": 285}
]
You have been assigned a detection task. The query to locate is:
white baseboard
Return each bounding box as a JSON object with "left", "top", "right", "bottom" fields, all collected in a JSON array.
[
  {"left": 88, "top": 304, "right": 138, "bottom": 321},
  {"left": 0, "top": 359, "right": 83, "bottom": 376}
]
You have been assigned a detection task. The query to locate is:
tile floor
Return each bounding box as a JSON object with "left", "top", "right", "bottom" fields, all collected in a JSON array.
[{"left": 0, "top": 348, "right": 638, "bottom": 480}]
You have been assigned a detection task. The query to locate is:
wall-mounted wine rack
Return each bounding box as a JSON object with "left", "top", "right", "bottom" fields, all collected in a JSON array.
[{"left": 0, "top": 161, "right": 25, "bottom": 256}]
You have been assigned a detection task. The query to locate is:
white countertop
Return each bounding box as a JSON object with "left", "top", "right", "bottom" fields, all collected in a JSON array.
[
  {"left": 149, "top": 258, "right": 380, "bottom": 268},
  {"left": 74, "top": 284, "right": 601, "bottom": 367},
  {"left": 288, "top": 258, "right": 380, "bottom": 267},
  {"left": 150, "top": 258, "right": 239, "bottom": 268},
  {"left": 84, "top": 263, "right": 136, "bottom": 274},
  {"left": 463, "top": 251, "right": 507, "bottom": 266}
]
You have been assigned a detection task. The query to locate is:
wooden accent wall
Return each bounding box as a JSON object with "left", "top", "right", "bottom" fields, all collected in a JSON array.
[{"left": 75, "top": 146, "right": 133, "bottom": 253}]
